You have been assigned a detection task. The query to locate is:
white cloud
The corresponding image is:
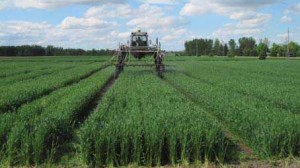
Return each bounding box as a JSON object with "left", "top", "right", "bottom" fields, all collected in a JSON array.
[
  {"left": 84, "top": 3, "right": 189, "bottom": 36},
  {"left": 280, "top": 16, "right": 292, "bottom": 23},
  {"left": 0, "top": 21, "right": 51, "bottom": 37},
  {"left": 126, "top": 4, "right": 188, "bottom": 30},
  {"left": 0, "top": 3, "right": 189, "bottom": 50},
  {"left": 180, "top": 0, "right": 279, "bottom": 18},
  {"left": 213, "top": 24, "right": 261, "bottom": 38},
  {"left": 0, "top": 21, "right": 52, "bottom": 45},
  {"left": 213, "top": 0, "right": 281, "bottom": 8},
  {"left": 84, "top": 4, "right": 132, "bottom": 18},
  {"left": 276, "top": 29, "right": 300, "bottom": 44},
  {"left": 124, "top": 3, "right": 190, "bottom": 50},
  {"left": 82, "top": 3, "right": 189, "bottom": 49},
  {"left": 0, "top": 20, "right": 123, "bottom": 49},
  {"left": 118, "top": 32, "right": 131, "bottom": 40},
  {"left": 161, "top": 28, "right": 187, "bottom": 42},
  {"left": 0, "top": 0, "right": 125, "bottom": 10},
  {"left": 142, "top": 0, "right": 177, "bottom": 5},
  {"left": 180, "top": 0, "right": 277, "bottom": 39},
  {"left": 127, "top": 16, "right": 175, "bottom": 29},
  {"left": 213, "top": 13, "right": 271, "bottom": 38},
  {"left": 277, "top": 33, "right": 288, "bottom": 41},
  {"left": 236, "top": 13, "right": 272, "bottom": 28},
  {"left": 43, "top": 27, "right": 129, "bottom": 49},
  {"left": 285, "top": 3, "right": 300, "bottom": 14},
  {"left": 60, "top": 17, "right": 118, "bottom": 29}
]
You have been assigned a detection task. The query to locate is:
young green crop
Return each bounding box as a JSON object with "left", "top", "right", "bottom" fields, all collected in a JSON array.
[
  {"left": 1, "top": 56, "right": 299, "bottom": 166},
  {"left": 0, "top": 63, "right": 85, "bottom": 87},
  {"left": 0, "top": 62, "right": 62, "bottom": 78},
  {"left": 0, "top": 63, "right": 108, "bottom": 114},
  {"left": 165, "top": 67, "right": 300, "bottom": 158},
  {"left": 175, "top": 60, "right": 300, "bottom": 114},
  {"left": 4, "top": 66, "right": 113, "bottom": 165},
  {"left": 79, "top": 67, "right": 235, "bottom": 167}
]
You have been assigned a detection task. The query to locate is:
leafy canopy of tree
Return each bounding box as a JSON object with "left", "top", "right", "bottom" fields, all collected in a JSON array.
[
  {"left": 0, "top": 45, "right": 114, "bottom": 56},
  {"left": 183, "top": 37, "right": 300, "bottom": 57},
  {"left": 184, "top": 39, "right": 213, "bottom": 56},
  {"left": 257, "top": 42, "right": 269, "bottom": 60}
]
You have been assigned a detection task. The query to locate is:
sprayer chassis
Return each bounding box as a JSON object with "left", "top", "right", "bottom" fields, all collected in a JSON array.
[{"left": 115, "top": 45, "right": 164, "bottom": 78}]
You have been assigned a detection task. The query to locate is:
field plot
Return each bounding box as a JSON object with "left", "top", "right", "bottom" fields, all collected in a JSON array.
[
  {"left": 164, "top": 58, "right": 300, "bottom": 159},
  {"left": 0, "top": 56, "right": 299, "bottom": 167},
  {"left": 80, "top": 67, "right": 237, "bottom": 166},
  {"left": 0, "top": 61, "right": 111, "bottom": 114}
]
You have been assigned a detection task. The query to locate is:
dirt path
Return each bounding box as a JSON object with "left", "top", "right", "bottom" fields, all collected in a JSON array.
[
  {"left": 77, "top": 74, "right": 118, "bottom": 124},
  {"left": 57, "top": 73, "right": 119, "bottom": 165}
]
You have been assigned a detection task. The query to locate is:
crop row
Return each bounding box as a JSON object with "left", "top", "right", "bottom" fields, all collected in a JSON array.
[
  {"left": 164, "top": 71, "right": 300, "bottom": 158},
  {"left": 0, "top": 63, "right": 87, "bottom": 87},
  {"left": 79, "top": 67, "right": 236, "bottom": 167},
  {"left": 176, "top": 61, "right": 300, "bottom": 114},
  {"left": 0, "top": 63, "right": 108, "bottom": 113},
  {"left": 0, "top": 67, "right": 113, "bottom": 165},
  {"left": 0, "top": 60, "right": 60, "bottom": 69},
  {"left": 0, "top": 61, "right": 33, "bottom": 71},
  {"left": 0, "top": 62, "right": 67, "bottom": 78},
  {"left": 221, "top": 60, "right": 300, "bottom": 77},
  {"left": 188, "top": 60, "right": 300, "bottom": 85}
]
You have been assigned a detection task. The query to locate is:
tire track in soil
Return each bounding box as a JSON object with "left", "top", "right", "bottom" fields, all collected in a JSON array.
[
  {"left": 161, "top": 77, "right": 258, "bottom": 161},
  {"left": 76, "top": 74, "right": 118, "bottom": 125},
  {"left": 57, "top": 73, "right": 119, "bottom": 164},
  {"left": 3, "top": 63, "right": 111, "bottom": 114}
]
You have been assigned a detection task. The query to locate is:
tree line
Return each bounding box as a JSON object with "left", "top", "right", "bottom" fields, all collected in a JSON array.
[
  {"left": 182, "top": 37, "right": 300, "bottom": 59},
  {"left": 0, "top": 45, "right": 114, "bottom": 57}
]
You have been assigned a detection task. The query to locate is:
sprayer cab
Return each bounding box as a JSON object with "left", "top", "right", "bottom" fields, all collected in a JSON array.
[{"left": 131, "top": 30, "right": 148, "bottom": 47}]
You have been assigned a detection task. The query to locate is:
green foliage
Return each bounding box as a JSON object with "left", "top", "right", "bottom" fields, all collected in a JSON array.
[
  {"left": 184, "top": 37, "right": 299, "bottom": 57},
  {"left": 79, "top": 68, "right": 235, "bottom": 166},
  {"left": 0, "top": 63, "right": 81, "bottom": 87},
  {"left": 270, "top": 43, "right": 285, "bottom": 57},
  {"left": 0, "top": 56, "right": 299, "bottom": 167},
  {"left": 184, "top": 38, "right": 213, "bottom": 56},
  {"left": 213, "top": 39, "right": 221, "bottom": 56},
  {"left": 2, "top": 67, "right": 113, "bottom": 165},
  {"left": 228, "top": 39, "right": 237, "bottom": 57},
  {"left": 238, "top": 37, "right": 257, "bottom": 56},
  {"left": 288, "top": 41, "right": 300, "bottom": 57},
  {"left": 224, "top": 44, "right": 229, "bottom": 56},
  {"left": 0, "top": 63, "right": 107, "bottom": 113},
  {"left": 256, "top": 42, "right": 269, "bottom": 60},
  {"left": 45, "top": 45, "right": 55, "bottom": 56},
  {"left": 0, "top": 45, "right": 114, "bottom": 57},
  {"left": 166, "top": 60, "right": 300, "bottom": 158},
  {"left": 270, "top": 42, "right": 300, "bottom": 57}
]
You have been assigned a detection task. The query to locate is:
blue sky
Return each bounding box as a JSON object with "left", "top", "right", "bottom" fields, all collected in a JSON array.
[{"left": 0, "top": 0, "right": 299, "bottom": 50}]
